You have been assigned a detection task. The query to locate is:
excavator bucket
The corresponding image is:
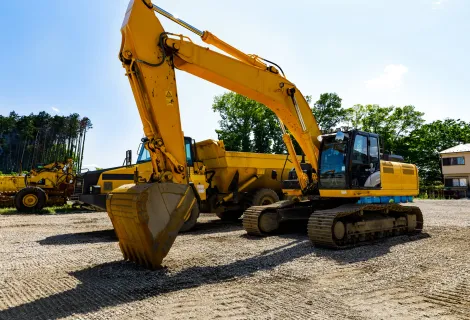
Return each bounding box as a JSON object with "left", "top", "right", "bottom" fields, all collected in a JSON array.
[{"left": 106, "top": 182, "right": 196, "bottom": 269}]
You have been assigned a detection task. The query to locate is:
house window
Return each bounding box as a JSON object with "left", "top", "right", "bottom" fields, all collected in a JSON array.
[
  {"left": 442, "top": 157, "right": 465, "bottom": 166},
  {"left": 445, "top": 178, "right": 467, "bottom": 187}
]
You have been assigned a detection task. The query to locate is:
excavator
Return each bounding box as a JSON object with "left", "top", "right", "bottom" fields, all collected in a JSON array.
[{"left": 107, "top": 0, "right": 424, "bottom": 269}]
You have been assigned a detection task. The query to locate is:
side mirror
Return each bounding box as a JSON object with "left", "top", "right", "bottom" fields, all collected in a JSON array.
[
  {"left": 335, "top": 131, "right": 345, "bottom": 142},
  {"left": 271, "top": 170, "right": 278, "bottom": 180},
  {"left": 125, "top": 150, "right": 132, "bottom": 166}
]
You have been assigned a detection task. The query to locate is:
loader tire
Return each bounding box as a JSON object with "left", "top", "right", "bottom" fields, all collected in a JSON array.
[
  {"left": 14, "top": 187, "right": 47, "bottom": 213},
  {"left": 179, "top": 202, "right": 200, "bottom": 232},
  {"left": 249, "top": 188, "right": 280, "bottom": 207}
]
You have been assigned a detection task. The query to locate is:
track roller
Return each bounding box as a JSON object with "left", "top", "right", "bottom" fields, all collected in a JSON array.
[{"left": 308, "top": 204, "right": 424, "bottom": 249}]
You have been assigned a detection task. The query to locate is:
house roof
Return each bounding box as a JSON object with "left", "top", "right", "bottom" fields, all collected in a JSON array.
[{"left": 440, "top": 144, "right": 470, "bottom": 154}]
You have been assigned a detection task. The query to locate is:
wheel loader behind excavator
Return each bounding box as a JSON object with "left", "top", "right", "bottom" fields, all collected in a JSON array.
[
  {"left": 106, "top": 0, "right": 423, "bottom": 269},
  {"left": 0, "top": 159, "right": 75, "bottom": 212}
]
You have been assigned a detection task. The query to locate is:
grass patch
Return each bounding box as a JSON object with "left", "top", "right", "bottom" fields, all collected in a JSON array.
[{"left": 0, "top": 205, "right": 93, "bottom": 215}]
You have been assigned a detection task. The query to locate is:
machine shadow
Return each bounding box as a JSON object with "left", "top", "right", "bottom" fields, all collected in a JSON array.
[
  {"left": 37, "top": 220, "right": 241, "bottom": 247},
  {"left": 0, "top": 240, "right": 310, "bottom": 320},
  {"left": 186, "top": 217, "right": 243, "bottom": 235},
  {"left": 38, "top": 229, "right": 117, "bottom": 246},
  {"left": 239, "top": 220, "right": 310, "bottom": 241},
  {"left": 312, "top": 232, "right": 431, "bottom": 264},
  {"left": 0, "top": 208, "right": 95, "bottom": 216}
]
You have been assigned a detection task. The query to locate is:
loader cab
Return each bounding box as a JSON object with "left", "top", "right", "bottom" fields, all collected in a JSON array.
[
  {"left": 136, "top": 136, "right": 195, "bottom": 166},
  {"left": 184, "top": 137, "right": 195, "bottom": 166},
  {"left": 136, "top": 143, "right": 150, "bottom": 164},
  {"left": 318, "top": 130, "right": 381, "bottom": 189}
]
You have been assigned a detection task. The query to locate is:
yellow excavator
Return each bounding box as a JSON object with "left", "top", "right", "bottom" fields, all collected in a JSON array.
[{"left": 107, "top": 0, "right": 423, "bottom": 269}]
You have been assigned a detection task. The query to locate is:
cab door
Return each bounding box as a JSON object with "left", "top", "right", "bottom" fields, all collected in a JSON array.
[{"left": 350, "top": 132, "right": 381, "bottom": 188}]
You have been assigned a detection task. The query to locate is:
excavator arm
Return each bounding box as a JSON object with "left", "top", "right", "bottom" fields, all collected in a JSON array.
[
  {"left": 120, "top": 0, "right": 322, "bottom": 191},
  {"left": 109, "top": 0, "right": 324, "bottom": 269}
]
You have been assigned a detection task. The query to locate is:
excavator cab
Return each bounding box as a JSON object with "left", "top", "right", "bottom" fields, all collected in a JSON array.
[{"left": 318, "top": 130, "right": 381, "bottom": 190}]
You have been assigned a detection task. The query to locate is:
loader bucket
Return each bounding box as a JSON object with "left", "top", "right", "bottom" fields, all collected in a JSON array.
[{"left": 106, "top": 182, "right": 196, "bottom": 269}]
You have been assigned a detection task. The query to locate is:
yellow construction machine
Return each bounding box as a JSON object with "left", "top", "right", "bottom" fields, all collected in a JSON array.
[
  {"left": 76, "top": 137, "right": 302, "bottom": 231},
  {"left": 0, "top": 159, "right": 75, "bottom": 212},
  {"left": 108, "top": 0, "right": 423, "bottom": 269}
]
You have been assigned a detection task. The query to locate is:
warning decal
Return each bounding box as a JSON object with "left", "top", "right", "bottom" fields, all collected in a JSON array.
[{"left": 165, "top": 91, "right": 174, "bottom": 106}]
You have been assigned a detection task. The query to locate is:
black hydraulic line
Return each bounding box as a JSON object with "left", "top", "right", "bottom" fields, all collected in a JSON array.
[
  {"left": 281, "top": 154, "right": 289, "bottom": 182},
  {"left": 259, "top": 57, "right": 286, "bottom": 77},
  {"left": 134, "top": 33, "right": 169, "bottom": 67}
]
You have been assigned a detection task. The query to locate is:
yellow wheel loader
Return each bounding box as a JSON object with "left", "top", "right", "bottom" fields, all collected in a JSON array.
[
  {"left": 76, "top": 137, "right": 304, "bottom": 232},
  {"left": 108, "top": 0, "right": 423, "bottom": 269},
  {"left": 0, "top": 159, "right": 75, "bottom": 212}
]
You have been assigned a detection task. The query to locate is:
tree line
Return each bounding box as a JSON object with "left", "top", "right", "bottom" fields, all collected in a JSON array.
[
  {"left": 0, "top": 111, "right": 93, "bottom": 174},
  {"left": 212, "top": 92, "right": 470, "bottom": 188}
]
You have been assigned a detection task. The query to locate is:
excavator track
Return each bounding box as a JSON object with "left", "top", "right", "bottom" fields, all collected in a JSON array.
[
  {"left": 307, "top": 204, "right": 424, "bottom": 249},
  {"left": 243, "top": 200, "right": 295, "bottom": 236},
  {"left": 242, "top": 207, "right": 265, "bottom": 236}
]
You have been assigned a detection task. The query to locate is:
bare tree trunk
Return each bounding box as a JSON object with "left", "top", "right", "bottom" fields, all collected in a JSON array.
[
  {"left": 29, "top": 130, "right": 39, "bottom": 169},
  {"left": 79, "top": 128, "right": 87, "bottom": 173},
  {"left": 21, "top": 139, "right": 28, "bottom": 171},
  {"left": 76, "top": 130, "right": 83, "bottom": 172}
]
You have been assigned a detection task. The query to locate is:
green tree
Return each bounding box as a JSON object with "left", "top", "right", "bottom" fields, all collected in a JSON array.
[
  {"left": 312, "top": 93, "right": 347, "bottom": 132},
  {"left": 345, "top": 104, "right": 424, "bottom": 154},
  {"left": 0, "top": 111, "right": 92, "bottom": 174},
  {"left": 401, "top": 119, "right": 470, "bottom": 185},
  {"left": 212, "top": 92, "right": 284, "bottom": 153}
]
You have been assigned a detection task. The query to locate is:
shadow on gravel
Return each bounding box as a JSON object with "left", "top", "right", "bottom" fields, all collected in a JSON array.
[
  {"left": 239, "top": 220, "right": 310, "bottom": 241},
  {"left": 0, "top": 240, "right": 311, "bottom": 320},
  {"left": 0, "top": 209, "right": 94, "bottom": 216},
  {"left": 185, "top": 218, "right": 242, "bottom": 235},
  {"left": 38, "top": 229, "right": 117, "bottom": 246},
  {"left": 314, "top": 232, "right": 431, "bottom": 264}
]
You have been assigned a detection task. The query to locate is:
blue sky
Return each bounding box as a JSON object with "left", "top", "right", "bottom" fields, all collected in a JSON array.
[{"left": 0, "top": 0, "right": 468, "bottom": 169}]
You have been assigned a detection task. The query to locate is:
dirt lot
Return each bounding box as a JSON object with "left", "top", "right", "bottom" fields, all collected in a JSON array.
[{"left": 0, "top": 200, "right": 469, "bottom": 320}]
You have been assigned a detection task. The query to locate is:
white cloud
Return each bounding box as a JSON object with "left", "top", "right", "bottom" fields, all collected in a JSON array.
[
  {"left": 432, "top": 0, "right": 447, "bottom": 9},
  {"left": 51, "top": 107, "right": 60, "bottom": 113},
  {"left": 365, "top": 64, "right": 408, "bottom": 90}
]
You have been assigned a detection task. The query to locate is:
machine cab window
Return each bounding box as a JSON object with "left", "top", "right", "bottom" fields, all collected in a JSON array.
[
  {"left": 318, "top": 132, "right": 349, "bottom": 189},
  {"left": 137, "top": 137, "right": 195, "bottom": 166},
  {"left": 184, "top": 137, "right": 194, "bottom": 166},
  {"left": 319, "top": 130, "right": 381, "bottom": 190},
  {"left": 350, "top": 132, "right": 381, "bottom": 188},
  {"left": 137, "top": 145, "right": 151, "bottom": 163}
]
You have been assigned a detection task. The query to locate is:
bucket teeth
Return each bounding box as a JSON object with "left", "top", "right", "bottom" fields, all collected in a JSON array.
[{"left": 107, "top": 182, "right": 196, "bottom": 269}]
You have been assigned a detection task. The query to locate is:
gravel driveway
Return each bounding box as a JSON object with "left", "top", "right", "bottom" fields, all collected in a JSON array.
[{"left": 0, "top": 199, "right": 469, "bottom": 319}]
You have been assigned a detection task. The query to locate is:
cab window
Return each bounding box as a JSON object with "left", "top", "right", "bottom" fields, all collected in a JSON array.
[
  {"left": 137, "top": 147, "right": 151, "bottom": 163},
  {"left": 369, "top": 137, "right": 379, "bottom": 162},
  {"left": 184, "top": 138, "right": 194, "bottom": 166},
  {"left": 352, "top": 135, "right": 368, "bottom": 163}
]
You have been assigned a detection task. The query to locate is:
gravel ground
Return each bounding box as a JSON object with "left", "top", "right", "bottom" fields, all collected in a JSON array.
[{"left": 0, "top": 199, "right": 469, "bottom": 320}]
